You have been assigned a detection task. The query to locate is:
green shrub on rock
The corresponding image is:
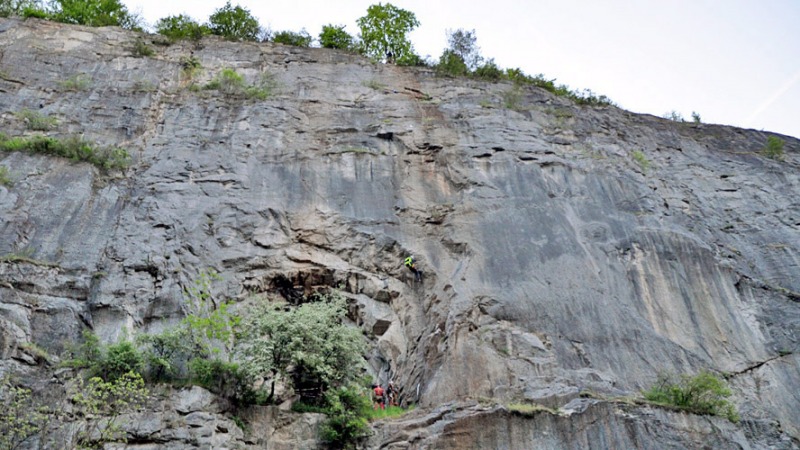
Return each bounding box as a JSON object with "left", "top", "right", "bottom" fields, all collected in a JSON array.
[
  {"left": 762, "top": 136, "right": 784, "bottom": 161},
  {"left": 273, "top": 29, "right": 313, "bottom": 47},
  {"left": 0, "top": 134, "right": 131, "bottom": 170},
  {"left": 319, "top": 24, "right": 354, "bottom": 50},
  {"left": 208, "top": 1, "right": 261, "bottom": 41},
  {"left": 155, "top": 14, "right": 210, "bottom": 41},
  {"left": 644, "top": 371, "right": 739, "bottom": 422},
  {"left": 320, "top": 385, "right": 372, "bottom": 449}
]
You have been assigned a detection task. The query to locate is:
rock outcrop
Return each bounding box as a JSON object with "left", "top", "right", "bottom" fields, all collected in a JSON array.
[{"left": 1, "top": 17, "right": 798, "bottom": 449}]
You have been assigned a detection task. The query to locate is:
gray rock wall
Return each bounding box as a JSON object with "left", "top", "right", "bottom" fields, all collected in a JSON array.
[{"left": 1, "top": 18, "right": 798, "bottom": 448}]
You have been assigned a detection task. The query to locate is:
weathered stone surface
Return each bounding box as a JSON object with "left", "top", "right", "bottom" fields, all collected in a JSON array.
[{"left": 1, "top": 17, "right": 799, "bottom": 448}]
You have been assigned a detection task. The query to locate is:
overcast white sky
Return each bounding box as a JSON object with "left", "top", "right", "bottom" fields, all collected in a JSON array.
[{"left": 125, "top": 0, "right": 800, "bottom": 139}]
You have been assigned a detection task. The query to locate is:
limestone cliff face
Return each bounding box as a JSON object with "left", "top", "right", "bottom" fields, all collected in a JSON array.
[{"left": 1, "top": 18, "right": 799, "bottom": 449}]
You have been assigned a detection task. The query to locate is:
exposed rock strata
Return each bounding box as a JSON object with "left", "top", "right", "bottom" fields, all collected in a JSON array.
[{"left": 1, "top": 18, "right": 798, "bottom": 448}]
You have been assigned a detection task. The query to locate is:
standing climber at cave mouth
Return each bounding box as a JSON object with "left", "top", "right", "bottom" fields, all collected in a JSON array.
[{"left": 404, "top": 256, "right": 422, "bottom": 282}]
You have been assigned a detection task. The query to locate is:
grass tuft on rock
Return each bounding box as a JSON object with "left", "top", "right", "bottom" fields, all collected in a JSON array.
[{"left": 0, "top": 133, "right": 130, "bottom": 170}]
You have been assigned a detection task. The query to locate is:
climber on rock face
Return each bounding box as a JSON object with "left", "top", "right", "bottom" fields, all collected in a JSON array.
[{"left": 404, "top": 256, "right": 422, "bottom": 282}]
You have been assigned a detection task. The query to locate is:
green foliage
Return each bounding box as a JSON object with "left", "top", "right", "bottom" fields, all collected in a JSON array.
[
  {"left": 632, "top": 150, "right": 650, "bottom": 173},
  {"left": 0, "top": 165, "right": 11, "bottom": 186},
  {"left": 131, "top": 39, "right": 154, "bottom": 58},
  {"left": 49, "top": 0, "right": 142, "bottom": 30},
  {"left": 691, "top": 111, "right": 702, "bottom": 123},
  {"left": 473, "top": 58, "right": 502, "bottom": 81},
  {"left": 319, "top": 24, "right": 354, "bottom": 50},
  {"left": 188, "top": 358, "right": 252, "bottom": 403},
  {"left": 95, "top": 340, "right": 144, "bottom": 383},
  {"left": 0, "top": 0, "right": 44, "bottom": 17},
  {"left": 357, "top": 3, "right": 420, "bottom": 63},
  {"left": 136, "top": 326, "right": 192, "bottom": 382},
  {"left": 237, "top": 291, "right": 366, "bottom": 404},
  {"left": 182, "top": 269, "right": 241, "bottom": 359},
  {"left": 320, "top": 385, "right": 372, "bottom": 449},
  {"left": 762, "top": 135, "right": 784, "bottom": 161},
  {"left": 155, "top": 14, "right": 209, "bottom": 41},
  {"left": 0, "top": 134, "right": 131, "bottom": 170},
  {"left": 568, "top": 88, "right": 613, "bottom": 106},
  {"left": 503, "top": 68, "right": 614, "bottom": 106},
  {"left": 58, "top": 73, "right": 91, "bottom": 91},
  {"left": 203, "top": 68, "right": 275, "bottom": 100},
  {"left": 273, "top": 29, "right": 312, "bottom": 47},
  {"left": 21, "top": 4, "right": 47, "bottom": 18},
  {"left": 70, "top": 371, "right": 149, "bottom": 448},
  {"left": 63, "top": 331, "right": 144, "bottom": 382},
  {"left": 644, "top": 371, "right": 739, "bottom": 422},
  {"left": 208, "top": 1, "right": 261, "bottom": 41},
  {"left": 15, "top": 108, "right": 58, "bottom": 131},
  {"left": 445, "top": 28, "right": 481, "bottom": 70},
  {"left": 0, "top": 377, "right": 52, "bottom": 450},
  {"left": 435, "top": 50, "right": 468, "bottom": 78},
  {"left": 365, "top": 404, "right": 409, "bottom": 420},
  {"left": 62, "top": 329, "right": 102, "bottom": 369}
]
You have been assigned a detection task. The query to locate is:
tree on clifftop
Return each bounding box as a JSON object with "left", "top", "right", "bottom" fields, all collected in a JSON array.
[
  {"left": 357, "top": 2, "right": 420, "bottom": 64},
  {"left": 208, "top": 1, "right": 261, "bottom": 41},
  {"left": 48, "top": 0, "right": 142, "bottom": 29}
]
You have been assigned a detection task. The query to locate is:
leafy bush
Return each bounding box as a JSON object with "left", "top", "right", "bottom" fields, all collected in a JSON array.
[
  {"left": 94, "top": 340, "right": 145, "bottom": 382},
  {"left": 49, "top": 0, "right": 142, "bottom": 30},
  {"left": 237, "top": 291, "right": 366, "bottom": 404},
  {"left": 473, "top": 58, "right": 503, "bottom": 81},
  {"left": 445, "top": 28, "right": 482, "bottom": 71},
  {"left": 188, "top": 358, "right": 252, "bottom": 403},
  {"left": 15, "top": 108, "right": 58, "bottom": 131},
  {"left": 502, "top": 68, "right": 613, "bottom": 106},
  {"left": 64, "top": 331, "right": 143, "bottom": 382},
  {"left": 21, "top": 4, "right": 47, "bottom": 18},
  {"left": 762, "top": 136, "right": 784, "bottom": 161},
  {"left": 644, "top": 371, "right": 739, "bottom": 422},
  {"left": 204, "top": 68, "right": 275, "bottom": 100},
  {"left": 435, "top": 50, "right": 468, "bottom": 78},
  {"left": 70, "top": 371, "right": 149, "bottom": 447},
  {"left": 0, "top": 376, "right": 52, "bottom": 450},
  {"left": 0, "top": 0, "right": 44, "bottom": 18},
  {"left": 208, "top": 1, "right": 261, "bottom": 41},
  {"left": 320, "top": 385, "right": 372, "bottom": 449},
  {"left": 568, "top": 88, "right": 614, "bottom": 106},
  {"left": 136, "top": 327, "right": 192, "bottom": 382},
  {"left": 0, "top": 134, "right": 131, "bottom": 170},
  {"left": 155, "top": 14, "right": 210, "bottom": 41},
  {"left": 319, "top": 24, "right": 354, "bottom": 50},
  {"left": 273, "top": 29, "right": 312, "bottom": 47}
]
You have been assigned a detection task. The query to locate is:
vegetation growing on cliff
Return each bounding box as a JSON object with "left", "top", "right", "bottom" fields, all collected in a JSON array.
[
  {"left": 202, "top": 68, "right": 276, "bottom": 100},
  {"left": 208, "top": 1, "right": 261, "bottom": 41},
  {"left": 762, "top": 136, "right": 785, "bottom": 161},
  {"left": 644, "top": 371, "right": 739, "bottom": 423},
  {"left": 0, "top": 133, "right": 131, "bottom": 170}
]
